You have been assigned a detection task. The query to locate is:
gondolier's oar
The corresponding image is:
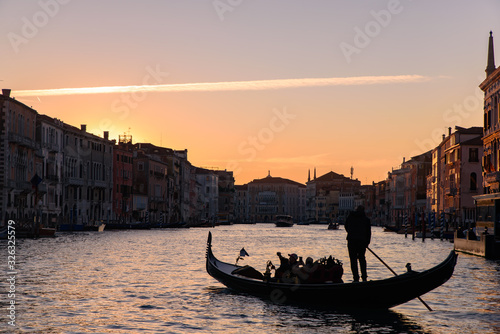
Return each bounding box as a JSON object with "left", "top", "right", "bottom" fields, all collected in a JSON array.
[{"left": 367, "top": 247, "right": 433, "bottom": 311}]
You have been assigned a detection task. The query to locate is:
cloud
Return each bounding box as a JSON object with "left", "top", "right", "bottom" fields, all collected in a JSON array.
[{"left": 13, "top": 75, "right": 432, "bottom": 97}]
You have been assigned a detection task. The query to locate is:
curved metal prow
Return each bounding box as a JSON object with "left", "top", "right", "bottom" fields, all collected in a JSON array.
[{"left": 206, "top": 232, "right": 213, "bottom": 259}]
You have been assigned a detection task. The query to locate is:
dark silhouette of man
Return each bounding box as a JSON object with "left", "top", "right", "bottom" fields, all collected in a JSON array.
[{"left": 345, "top": 205, "right": 371, "bottom": 282}]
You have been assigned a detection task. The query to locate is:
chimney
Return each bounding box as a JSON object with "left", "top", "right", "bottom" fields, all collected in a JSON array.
[
  {"left": 442, "top": 134, "right": 445, "bottom": 141},
  {"left": 448, "top": 127, "right": 452, "bottom": 136},
  {"left": 103, "top": 131, "right": 109, "bottom": 140},
  {"left": 2, "top": 89, "right": 11, "bottom": 97},
  {"left": 403, "top": 157, "right": 405, "bottom": 163},
  {"left": 81, "top": 124, "right": 87, "bottom": 132}
]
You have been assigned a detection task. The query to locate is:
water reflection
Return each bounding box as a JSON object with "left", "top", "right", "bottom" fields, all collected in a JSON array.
[
  {"left": 3, "top": 225, "right": 498, "bottom": 333},
  {"left": 207, "top": 286, "right": 429, "bottom": 334}
]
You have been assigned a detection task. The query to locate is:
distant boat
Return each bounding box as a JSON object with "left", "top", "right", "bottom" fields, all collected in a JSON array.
[
  {"left": 190, "top": 220, "right": 215, "bottom": 228},
  {"left": 106, "top": 221, "right": 151, "bottom": 230},
  {"left": 328, "top": 222, "right": 339, "bottom": 230},
  {"left": 58, "top": 224, "right": 85, "bottom": 232},
  {"left": 84, "top": 222, "right": 106, "bottom": 232},
  {"left": 383, "top": 225, "right": 399, "bottom": 233},
  {"left": 274, "top": 215, "right": 294, "bottom": 227},
  {"left": 1, "top": 226, "right": 56, "bottom": 239}
]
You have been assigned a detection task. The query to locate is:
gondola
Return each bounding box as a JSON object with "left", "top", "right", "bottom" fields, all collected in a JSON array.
[{"left": 205, "top": 232, "right": 458, "bottom": 309}]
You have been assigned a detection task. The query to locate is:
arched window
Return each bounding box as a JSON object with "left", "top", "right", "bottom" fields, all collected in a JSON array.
[{"left": 470, "top": 172, "right": 477, "bottom": 191}]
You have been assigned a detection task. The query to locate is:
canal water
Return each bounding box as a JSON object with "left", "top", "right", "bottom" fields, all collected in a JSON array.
[{"left": 1, "top": 224, "right": 499, "bottom": 333}]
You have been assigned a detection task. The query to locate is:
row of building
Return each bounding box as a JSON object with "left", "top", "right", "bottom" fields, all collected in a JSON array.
[{"left": 0, "top": 89, "right": 236, "bottom": 227}]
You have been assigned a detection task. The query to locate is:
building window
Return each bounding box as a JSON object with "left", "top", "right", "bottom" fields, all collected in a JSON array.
[
  {"left": 138, "top": 162, "right": 144, "bottom": 171},
  {"left": 470, "top": 173, "right": 477, "bottom": 191},
  {"left": 469, "top": 148, "right": 479, "bottom": 162}
]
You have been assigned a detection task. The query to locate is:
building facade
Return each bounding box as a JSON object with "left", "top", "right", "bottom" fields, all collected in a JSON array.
[
  {"left": 37, "top": 114, "right": 64, "bottom": 226},
  {"left": 475, "top": 31, "right": 500, "bottom": 238},
  {"left": 113, "top": 135, "right": 134, "bottom": 222},
  {"left": 0, "top": 89, "right": 39, "bottom": 225},
  {"left": 306, "top": 170, "right": 361, "bottom": 223},
  {"left": 195, "top": 167, "right": 219, "bottom": 223},
  {"left": 62, "top": 124, "right": 114, "bottom": 225},
  {"left": 234, "top": 184, "right": 249, "bottom": 223},
  {"left": 132, "top": 150, "right": 169, "bottom": 224},
  {"left": 429, "top": 126, "right": 483, "bottom": 227},
  {"left": 247, "top": 173, "right": 306, "bottom": 223},
  {"left": 386, "top": 151, "right": 431, "bottom": 227},
  {"left": 214, "top": 170, "right": 235, "bottom": 224}
]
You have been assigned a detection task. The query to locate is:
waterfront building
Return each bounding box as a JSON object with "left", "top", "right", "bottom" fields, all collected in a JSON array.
[
  {"left": 429, "top": 126, "right": 483, "bottom": 227},
  {"left": 234, "top": 184, "right": 249, "bottom": 223},
  {"left": 36, "top": 114, "right": 65, "bottom": 226},
  {"left": 0, "top": 89, "right": 39, "bottom": 224},
  {"left": 133, "top": 143, "right": 193, "bottom": 224},
  {"left": 357, "top": 184, "right": 375, "bottom": 218},
  {"left": 132, "top": 149, "right": 169, "bottom": 224},
  {"left": 174, "top": 149, "right": 193, "bottom": 224},
  {"left": 306, "top": 170, "right": 361, "bottom": 223},
  {"left": 214, "top": 170, "right": 235, "bottom": 224},
  {"left": 473, "top": 31, "right": 500, "bottom": 239},
  {"left": 113, "top": 135, "right": 133, "bottom": 223},
  {"left": 453, "top": 32, "right": 500, "bottom": 258},
  {"left": 372, "top": 180, "right": 389, "bottom": 225},
  {"left": 62, "top": 124, "right": 114, "bottom": 225},
  {"left": 247, "top": 172, "right": 306, "bottom": 223},
  {"left": 387, "top": 151, "right": 431, "bottom": 227},
  {"left": 194, "top": 167, "right": 219, "bottom": 223}
]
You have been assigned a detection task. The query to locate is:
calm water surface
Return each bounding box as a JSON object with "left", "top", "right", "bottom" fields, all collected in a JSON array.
[{"left": 1, "top": 224, "right": 499, "bottom": 333}]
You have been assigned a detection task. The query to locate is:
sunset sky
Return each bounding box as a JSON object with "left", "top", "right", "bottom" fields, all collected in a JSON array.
[{"left": 2, "top": 0, "right": 500, "bottom": 185}]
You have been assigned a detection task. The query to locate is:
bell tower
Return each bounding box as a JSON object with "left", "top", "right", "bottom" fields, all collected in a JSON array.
[{"left": 486, "top": 31, "right": 496, "bottom": 77}]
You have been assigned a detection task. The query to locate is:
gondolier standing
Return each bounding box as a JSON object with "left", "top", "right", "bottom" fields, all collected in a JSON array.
[{"left": 345, "top": 205, "right": 371, "bottom": 282}]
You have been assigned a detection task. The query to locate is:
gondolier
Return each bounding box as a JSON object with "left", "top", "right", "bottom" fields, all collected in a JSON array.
[{"left": 345, "top": 205, "right": 371, "bottom": 282}]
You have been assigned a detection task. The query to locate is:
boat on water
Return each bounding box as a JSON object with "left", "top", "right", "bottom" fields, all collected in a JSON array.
[
  {"left": 328, "top": 222, "right": 339, "bottom": 230},
  {"left": 205, "top": 232, "right": 458, "bottom": 309},
  {"left": 105, "top": 221, "right": 151, "bottom": 230},
  {"left": 1, "top": 226, "right": 56, "bottom": 239},
  {"left": 274, "top": 215, "right": 294, "bottom": 227}
]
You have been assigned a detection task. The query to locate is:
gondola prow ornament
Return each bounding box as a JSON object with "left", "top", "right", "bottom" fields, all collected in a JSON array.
[{"left": 235, "top": 248, "right": 249, "bottom": 265}]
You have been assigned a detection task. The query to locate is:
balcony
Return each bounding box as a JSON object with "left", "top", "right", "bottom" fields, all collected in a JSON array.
[
  {"left": 89, "top": 179, "right": 109, "bottom": 188},
  {"left": 42, "top": 142, "right": 60, "bottom": 153},
  {"left": 66, "top": 177, "right": 84, "bottom": 186},
  {"left": 8, "top": 132, "right": 36, "bottom": 149}
]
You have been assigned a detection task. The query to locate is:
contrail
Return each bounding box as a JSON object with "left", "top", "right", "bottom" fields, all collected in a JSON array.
[{"left": 14, "top": 75, "right": 431, "bottom": 97}]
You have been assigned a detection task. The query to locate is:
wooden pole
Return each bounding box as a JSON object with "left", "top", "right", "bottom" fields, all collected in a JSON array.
[{"left": 367, "top": 247, "right": 433, "bottom": 311}]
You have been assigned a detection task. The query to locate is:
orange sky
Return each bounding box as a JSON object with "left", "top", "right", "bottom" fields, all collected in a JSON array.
[{"left": 2, "top": 1, "right": 498, "bottom": 184}]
